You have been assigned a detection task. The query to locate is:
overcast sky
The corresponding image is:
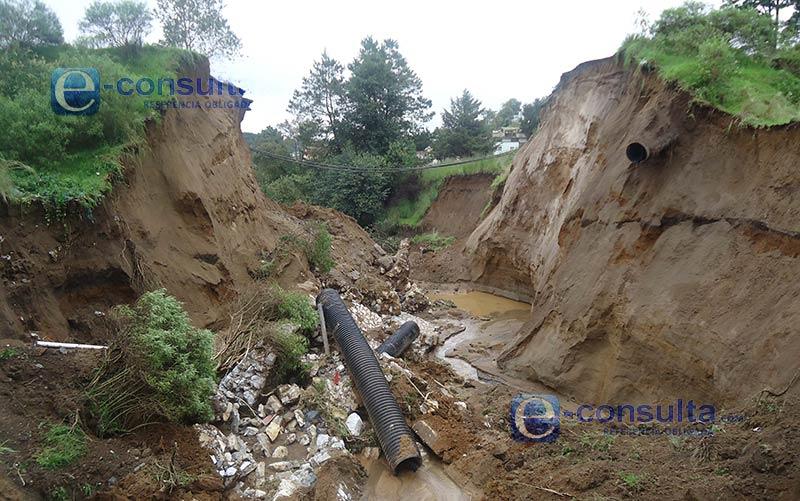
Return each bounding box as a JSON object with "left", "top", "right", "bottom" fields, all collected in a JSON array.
[{"left": 46, "top": 0, "right": 721, "bottom": 133}]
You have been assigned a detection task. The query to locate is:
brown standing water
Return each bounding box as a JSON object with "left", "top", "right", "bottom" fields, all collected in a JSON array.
[
  {"left": 430, "top": 290, "right": 530, "bottom": 318},
  {"left": 360, "top": 452, "right": 472, "bottom": 500},
  {"left": 429, "top": 291, "right": 530, "bottom": 382}
]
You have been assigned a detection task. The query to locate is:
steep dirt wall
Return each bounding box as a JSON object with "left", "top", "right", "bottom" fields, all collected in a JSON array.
[
  {"left": 466, "top": 57, "right": 800, "bottom": 405},
  {"left": 421, "top": 173, "right": 495, "bottom": 239},
  {"left": 0, "top": 72, "right": 305, "bottom": 342}
]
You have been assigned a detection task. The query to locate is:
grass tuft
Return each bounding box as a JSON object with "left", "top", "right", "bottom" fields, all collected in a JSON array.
[
  {"left": 36, "top": 423, "right": 87, "bottom": 470},
  {"left": 619, "top": 472, "right": 644, "bottom": 491},
  {"left": 0, "top": 347, "right": 20, "bottom": 361},
  {"left": 411, "top": 231, "right": 455, "bottom": 250}
]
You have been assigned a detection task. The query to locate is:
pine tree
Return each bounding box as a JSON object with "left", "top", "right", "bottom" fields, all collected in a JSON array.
[{"left": 434, "top": 90, "right": 493, "bottom": 159}]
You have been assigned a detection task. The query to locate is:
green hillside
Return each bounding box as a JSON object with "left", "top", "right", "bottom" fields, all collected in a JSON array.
[
  {"left": 0, "top": 45, "right": 198, "bottom": 211},
  {"left": 621, "top": 3, "right": 800, "bottom": 127}
]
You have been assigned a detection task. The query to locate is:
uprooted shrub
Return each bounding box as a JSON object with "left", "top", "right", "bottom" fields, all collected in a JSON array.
[{"left": 85, "top": 289, "right": 216, "bottom": 436}]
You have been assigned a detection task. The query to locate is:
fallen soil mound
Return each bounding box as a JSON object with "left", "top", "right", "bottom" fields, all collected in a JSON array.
[{"left": 465, "top": 57, "right": 800, "bottom": 405}]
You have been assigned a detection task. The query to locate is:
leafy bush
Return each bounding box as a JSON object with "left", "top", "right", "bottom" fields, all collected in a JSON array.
[
  {"left": 694, "top": 37, "right": 739, "bottom": 102},
  {"left": 274, "top": 286, "right": 318, "bottom": 335},
  {"left": 311, "top": 148, "right": 392, "bottom": 226},
  {"left": 306, "top": 222, "right": 334, "bottom": 273},
  {"left": 264, "top": 172, "right": 312, "bottom": 205},
  {"left": 36, "top": 423, "right": 87, "bottom": 469},
  {"left": 85, "top": 289, "right": 216, "bottom": 436},
  {"left": 273, "top": 326, "right": 309, "bottom": 384}
]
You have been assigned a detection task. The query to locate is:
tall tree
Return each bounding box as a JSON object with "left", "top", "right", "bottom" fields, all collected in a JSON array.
[
  {"left": 725, "top": 0, "right": 794, "bottom": 30},
  {"left": 433, "top": 89, "right": 493, "bottom": 159},
  {"left": 342, "top": 37, "right": 432, "bottom": 154},
  {"left": 0, "top": 0, "right": 63, "bottom": 48},
  {"left": 157, "top": 0, "right": 241, "bottom": 58},
  {"left": 492, "top": 98, "right": 522, "bottom": 129},
  {"left": 520, "top": 98, "right": 546, "bottom": 137},
  {"left": 79, "top": 0, "right": 153, "bottom": 48},
  {"left": 287, "top": 51, "right": 345, "bottom": 152}
]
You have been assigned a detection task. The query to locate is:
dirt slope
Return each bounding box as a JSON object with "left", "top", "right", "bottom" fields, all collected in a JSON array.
[
  {"left": 0, "top": 62, "right": 305, "bottom": 343},
  {"left": 466, "top": 57, "right": 800, "bottom": 405},
  {"left": 420, "top": 173, "right": 495, "bottom": 239}
]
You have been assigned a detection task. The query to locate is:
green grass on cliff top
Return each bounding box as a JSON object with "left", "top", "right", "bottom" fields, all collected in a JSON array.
[
  {"left": 622, "top": 37, "right": 800, "bottom": 127},
  {"left": 620, "top": 4, "right": 800, "bottom": 128},
  {"left": 383, "top": 152, "right": 514, "bottom": 229},
  {"left": 0, "top": 45, "right": 199, "bottom": 211}
]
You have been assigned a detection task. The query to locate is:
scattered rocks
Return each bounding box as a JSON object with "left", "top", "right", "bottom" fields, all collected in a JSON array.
[
  {"left": 376, "top": 254, "right": 394, "bottom": 270},
  {"left": 293, "top": 409, "right": 305, "bottom": 427},
  {"left": 401, "top": 282, "right": 431, "bottom": 313},
  {"left": 255, "top": 433, "right": 271, "bottom": 457},
  {"left": 272, "top": 446, "right": 288, "bottom": 459},
  {"left": 216, "top": 348, "right": 276, "bottom": 410},
  {"left": 265, "top": 416, "right": 282, "bottom": 442},
  {"left": 266, "top": 395, "right": 283, "bottom": 414},
  {"left": 277, "top": 384, "right": 301, "bottom": 406},
  {"left": 345, "top": 413, "right": 364, "bottom": 437}
]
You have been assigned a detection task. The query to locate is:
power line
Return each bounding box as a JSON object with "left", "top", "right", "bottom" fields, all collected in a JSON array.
[{"left": 249, "top": 148, "right": 514, "bottom": 173}]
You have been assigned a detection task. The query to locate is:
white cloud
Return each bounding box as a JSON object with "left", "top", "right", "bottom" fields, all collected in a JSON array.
[{"left": 45, "top": 0, "right": 720, "bottom": 132}]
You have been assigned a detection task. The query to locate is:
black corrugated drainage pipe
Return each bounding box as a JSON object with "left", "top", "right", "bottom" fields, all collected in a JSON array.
[
  {"left": 316, "top": 289, "right": 422, "bottom": 474},
  {"left": 377, "top": 321, "right": 419, "bottom": 357}
]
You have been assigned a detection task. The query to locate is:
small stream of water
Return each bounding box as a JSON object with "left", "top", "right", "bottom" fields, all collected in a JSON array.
[
  {"left": 360, "top": 290, "right": 531, "bottom": 500},
  {"left": 360, "top": 452, "right": 470, "bottom": 501},
  {"left": 429, "top": 291, "right": 530, "bottom": 382}
]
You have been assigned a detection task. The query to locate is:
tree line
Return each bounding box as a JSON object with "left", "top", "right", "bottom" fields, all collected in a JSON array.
[
  {"left": 250, "top": 38, "right": 546, "bottom": 225},
  {"left": 0, "top": 0, "right": 241, "bottom": 58}
]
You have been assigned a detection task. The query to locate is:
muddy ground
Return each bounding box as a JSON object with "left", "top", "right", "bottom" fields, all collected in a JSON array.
[{"left": 1, "top": 239, "right": 799, "bottom": 500}]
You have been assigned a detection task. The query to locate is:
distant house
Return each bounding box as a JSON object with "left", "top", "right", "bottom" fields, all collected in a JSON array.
[{"left": 492, "top": 126, "right": 527, "bottom": 155}]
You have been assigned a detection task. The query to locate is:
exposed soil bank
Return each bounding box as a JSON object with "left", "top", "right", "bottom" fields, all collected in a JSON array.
[
  {"left": 0, "top": 64, "right": 307, "bottom": 344},
  {"left": 420, "top": 173, "right": 495, "bottom": 240},
  {"left": 463, "top": 57, "right": 800, "bottom": 405}
]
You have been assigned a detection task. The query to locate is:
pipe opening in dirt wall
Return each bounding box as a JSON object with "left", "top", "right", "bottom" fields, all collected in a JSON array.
[{"left": 626, "top": 142, "right": 649, "bottom": 163}]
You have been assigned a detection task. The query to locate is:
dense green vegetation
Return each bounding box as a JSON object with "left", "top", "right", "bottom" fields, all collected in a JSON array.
[
  {"left": 622, "top": 1, "right": 800, "bottom": 126},
  {"left": 0, "top": 44, "right": 197, "bottom": 209},
  {"left": 0, "top": 0, "right": 238, "bottom": 212},
  {"left": 250, "top": 36, "right": 544, "bottom": 231},
  {"left": 273, "top": 286, "right": 318, "bottom": 335},
  {"left": 85, "top": 289, "right": 216, "bottom": 436},
  {"left": 433, "top": 90, "right": 495, "bottom": 159}
]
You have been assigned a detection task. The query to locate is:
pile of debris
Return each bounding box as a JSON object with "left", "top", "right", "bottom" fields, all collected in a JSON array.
[
  {"left": 327, "top": 239, "right": 431, "bottom": 316},
  {"left": 200, "top": 345, "right": 378, "bottom": 499}
]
